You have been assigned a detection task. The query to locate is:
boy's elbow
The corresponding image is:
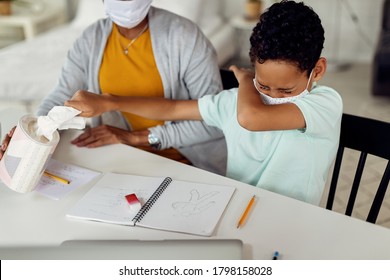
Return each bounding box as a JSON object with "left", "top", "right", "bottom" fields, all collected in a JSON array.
[{"left": 237, "top": 110, "right": 258, "bottom": 131}]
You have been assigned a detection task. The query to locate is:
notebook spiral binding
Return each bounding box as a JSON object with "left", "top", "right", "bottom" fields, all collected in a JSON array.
[{"left": 132, "top": 177, "right": 173, "bottom": 224}]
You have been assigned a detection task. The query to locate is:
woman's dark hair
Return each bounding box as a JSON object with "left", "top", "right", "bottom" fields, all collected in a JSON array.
[{"left": 249, "top": 0, "right": 325, "bottom": 75}]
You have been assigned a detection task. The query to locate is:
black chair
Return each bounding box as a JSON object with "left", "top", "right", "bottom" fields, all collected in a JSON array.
[
  {"left": 326, "top": 113, "right": 390, "bottom": 224},
  {"left": 220, "top": 69, "right": 239, "bottom": 90}
]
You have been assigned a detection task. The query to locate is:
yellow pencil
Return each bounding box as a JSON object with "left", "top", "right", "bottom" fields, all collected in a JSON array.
[
  {"left": 43, "top": 171, "right": 70, "bottom": 185},
  {"left": 237, "top": 195, "right": 256, "bottom": 228}
]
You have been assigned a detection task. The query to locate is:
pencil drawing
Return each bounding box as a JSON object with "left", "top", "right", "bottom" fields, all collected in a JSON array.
[{"left": 172, "top": 189, "right": 219, "bottom": 217}]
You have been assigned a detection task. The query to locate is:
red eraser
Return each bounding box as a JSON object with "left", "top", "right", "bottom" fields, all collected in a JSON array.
[{"left": 125, "top": 193, "right": 140, "bottom": 205}]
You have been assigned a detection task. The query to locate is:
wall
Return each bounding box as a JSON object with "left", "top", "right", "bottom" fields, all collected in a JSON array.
[
  {"left": 65, "top": 0, "right": 384, "bottom": 64},
  {"left": 308, "top": 0, "right": 383, "bottom": 64},
  {"left": 223, "top": 0, "right": 384, "bottom": 64}
]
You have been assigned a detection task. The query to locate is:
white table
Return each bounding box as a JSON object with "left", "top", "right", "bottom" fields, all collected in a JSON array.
[
  {"left": 0, "top": 1, "right": 67, "bottom": 42},
  {"left": 1, "top": 110, "right": 390, "bottom": 259}
]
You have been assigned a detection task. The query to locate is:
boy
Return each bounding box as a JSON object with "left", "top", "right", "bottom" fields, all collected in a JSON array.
[{"left": 65, "top": 0, "right": 343, "bottom": 205}]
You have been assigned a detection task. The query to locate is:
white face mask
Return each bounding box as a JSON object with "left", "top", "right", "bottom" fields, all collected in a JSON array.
[
  {"left": 253, "top": 71, "right": 313, "bottom": 105},
  {"left": 104, "top": 0, "right": 152, "bottom": 29}
]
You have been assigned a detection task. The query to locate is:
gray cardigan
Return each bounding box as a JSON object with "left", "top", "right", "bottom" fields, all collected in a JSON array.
[{"left": 37, "top": 7, "right": 227, "bottom": 175}]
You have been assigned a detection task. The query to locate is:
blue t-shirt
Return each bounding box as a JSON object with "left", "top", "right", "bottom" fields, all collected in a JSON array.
[{"left": 198, "top": 85, "right": 343, "bottom": 205}]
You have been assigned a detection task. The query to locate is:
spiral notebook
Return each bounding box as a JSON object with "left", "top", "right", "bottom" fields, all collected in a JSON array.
[{"left": 66, "top": 172, "right": 235, "bottom": 236}]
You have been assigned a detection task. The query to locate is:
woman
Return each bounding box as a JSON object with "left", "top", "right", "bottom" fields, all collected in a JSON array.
[{"left": 2, "top": 0, "right": 227, "bottom": 175}]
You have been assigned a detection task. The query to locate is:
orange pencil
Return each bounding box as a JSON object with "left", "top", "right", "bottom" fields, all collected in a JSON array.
[
  {"left": 237, "top": 195, "right": 256, "bottom": 228},
  {"left": 43, "top": 171, "right": 70, "bottom": 185}
]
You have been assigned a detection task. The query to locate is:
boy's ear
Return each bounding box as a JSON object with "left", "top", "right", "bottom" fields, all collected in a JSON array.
[{"left": 312, "top": 57, "right": 327, "bottom": 82}]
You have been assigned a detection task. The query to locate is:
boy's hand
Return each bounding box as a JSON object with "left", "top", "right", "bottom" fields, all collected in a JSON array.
[
  {"left": 229, "top": 65, "right": 254, "bottom": 84},
  {"left": 65, "top": 90, "right": 114, "bottom": 118}
]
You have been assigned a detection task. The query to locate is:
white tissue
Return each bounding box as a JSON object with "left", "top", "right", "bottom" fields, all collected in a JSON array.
[{"left": 37, "top": 106, "right": 86, "bottom": 140}]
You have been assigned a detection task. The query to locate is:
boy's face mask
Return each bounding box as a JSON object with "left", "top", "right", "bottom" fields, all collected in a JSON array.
[
  {"left": 104, "top": 0, "right": 152, "bottom": 29},
  {"left": 253, "top": 70, "right": 313, "bottom": 105}
]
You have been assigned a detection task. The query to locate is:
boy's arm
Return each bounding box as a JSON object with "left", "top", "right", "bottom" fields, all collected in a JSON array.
[
  {"left": 65, "top": 90, "right": 202, "bottom": 121},
  {"left": 230, "top": 66, "right": 306, "bottom": 131}
]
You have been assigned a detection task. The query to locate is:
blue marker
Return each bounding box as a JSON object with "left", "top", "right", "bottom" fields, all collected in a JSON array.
[{"left": 272, "top": 251, "right": 279, "bottom": 260}]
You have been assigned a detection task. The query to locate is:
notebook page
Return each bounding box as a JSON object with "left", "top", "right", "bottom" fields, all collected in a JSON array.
[
  {"left": 137, "top": 180, "right": 235, "bottom": 236},
  {"left": 35, "top": 158, "right": 101, "bottom": 200},
  {"left": 66, "top": 173, "right": 165, "bottom": 225}
]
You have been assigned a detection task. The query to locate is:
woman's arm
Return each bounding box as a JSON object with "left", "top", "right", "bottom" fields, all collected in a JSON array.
[
  {"left": 148, "top": 10, "right": 225, "bottom": 150},
  {"left": 36, "top": 28, "right": 93, "bottom": 116},
  {"left": 65, "top": 90, "right": 202, "bottom": 121}
]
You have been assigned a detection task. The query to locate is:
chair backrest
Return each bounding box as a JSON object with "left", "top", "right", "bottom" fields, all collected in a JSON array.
[
  {"left": 220, "top": 69, "right": 238, "bottom": 90},
  {"left": 326, "top": 113, "right": 390, "bottom": 224}
]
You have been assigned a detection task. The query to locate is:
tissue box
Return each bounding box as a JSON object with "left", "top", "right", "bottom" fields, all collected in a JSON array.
[{"left": 0, "top": 115, "right": 60, "bottom": 193}]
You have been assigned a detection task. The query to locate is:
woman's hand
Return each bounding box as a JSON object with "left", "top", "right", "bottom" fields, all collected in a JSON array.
[
  {"left": 0, "top": 127, "right": 16, "bottom": 160},
  {"left": 71, "top": 125, "right": 149, "bottom": 148},
  {"left": 65, "top": 90, "right": 115, "bottom": 118}
]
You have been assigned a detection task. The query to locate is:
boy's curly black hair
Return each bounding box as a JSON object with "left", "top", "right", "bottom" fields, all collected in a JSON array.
[{"left": 249, "top": 0, "right": 325, "bottom": 76}]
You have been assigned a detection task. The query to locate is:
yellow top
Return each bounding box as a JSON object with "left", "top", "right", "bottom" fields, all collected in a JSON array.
[
  {"left": 99, "top": 24, "right": 190, "bottom": 164},
  {"left": 99, "top": 24, "right": 164, "bottom": 131}
]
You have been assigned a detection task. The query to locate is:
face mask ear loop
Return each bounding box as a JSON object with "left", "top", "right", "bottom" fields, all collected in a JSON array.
[
  {"left": 253, "top": 77, "right": 259, "bottom": 92},
  {"left": 306, "top": 70, "right": 314, "bottom": 91}
]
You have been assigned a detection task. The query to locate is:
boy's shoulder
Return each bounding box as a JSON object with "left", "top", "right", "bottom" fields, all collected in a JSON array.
[
  {"left": 199, "top": 88, "right": 238, "bottom": 115},
  {"left": 204, "top": 88, "right": 238, "bottom": 102},
  {"left": 216, "top": 88, "right": 239, "bottom": 105},
  {"left": 295, "top": 83, "right": 343, "bottom": 121},
  {"left": 310, "top": 84, "right": 341, "bottom": 97},
  {"left": 306, "top": 84, "right": 343, "bottom": 107}
]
